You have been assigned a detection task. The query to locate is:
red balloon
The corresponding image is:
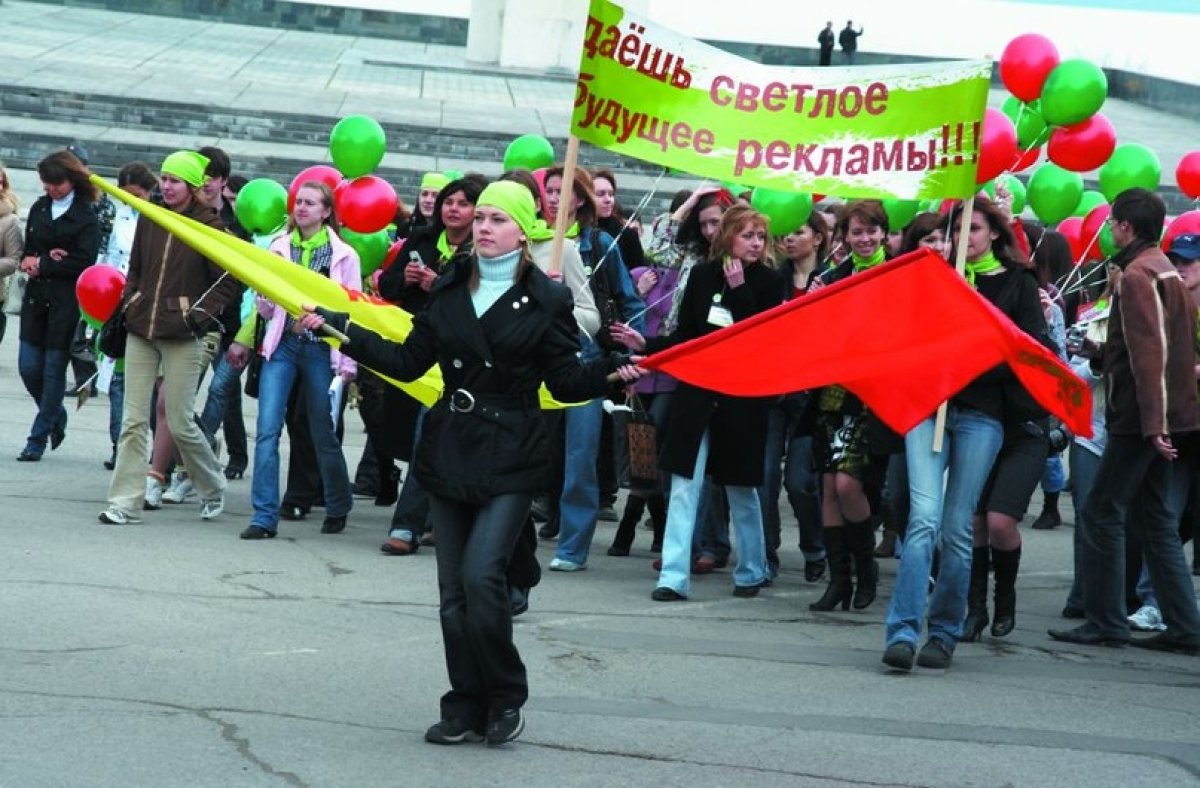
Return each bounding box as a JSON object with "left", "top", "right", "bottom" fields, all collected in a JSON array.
[
  {"left": 999, "top": 34, "right": 1060, "bottom": 103},
  {"left": 1057, "top": 216, "right": 1087, "bottom": 263},
  {"left": 1013, "top": 144, "right": 1042, "bottom": 173},
  {"left": 1162, "top": 210, "right": 1200, "bottom": 252},
  {"left": 382, "top": 240, "right": 404, "bottom": 271},
  {"left": 1080, "top": 203, "right": 1111, "bottom": 261},
  {"left": 288, "top": 165, "right": 343, "bottom": 212},
  {"left": 976, "top": 107, "right": 1019, "bottom": 185},
  {"left": 75, "top": 265, "right": 126, "bottom": 323},
  {"left": 1047, "top": 114, "right": 1116, "bottom": 173},
  {"left": 1176, "top": 151, "right": 1200, "bottom": 200},
  {"left": 335, "top": 175, "right": 398, "bottom": 234}
]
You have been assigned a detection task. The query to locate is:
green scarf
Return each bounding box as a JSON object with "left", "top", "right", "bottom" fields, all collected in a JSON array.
[
  {"left": 851, "top": 245, "right": 886, "bottom": 273},
  {"left": 435, "top": 231, "right": 457, "bottom": 263},
  {"left": 965, "top": 249, "right": 1002, "bottom": 287},
  {"left": 291, "top": 227, "right": 329, "bottom": 268},
  {"left": 521, "top": 219, "right": 579, "bottom": 243}
]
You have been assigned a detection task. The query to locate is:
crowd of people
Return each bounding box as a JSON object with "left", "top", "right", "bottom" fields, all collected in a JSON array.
[{"left": 2, "top": 142, "right": 1199, "bottom": 745}]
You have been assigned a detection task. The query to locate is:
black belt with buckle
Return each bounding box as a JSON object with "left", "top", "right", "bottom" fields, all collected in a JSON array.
[{"left": 447, "top": 388, "right": 538, "bottom": 416}]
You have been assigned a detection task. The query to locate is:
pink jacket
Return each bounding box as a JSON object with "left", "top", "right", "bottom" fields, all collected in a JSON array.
[{"left": 260, "top": 230, "right": 361, "bottom": 378}]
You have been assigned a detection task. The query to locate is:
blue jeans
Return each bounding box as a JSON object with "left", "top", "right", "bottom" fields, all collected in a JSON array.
[
  {"left": 1041, "top": 454, "right": 1066, "bottom": 494},
  {"left": 18, "top": 340, "right": 69, "bottom": 455},
  {"left": 108, "top": 371, "right": 125, "bottom": 447},
  {"left": 658, "top": 430, "right": 769, "bottom": 596},
  {"left": 555, "top": 397, "right": 604, "bottom": 565},
  {"left": 1065, "top": 443, "right": 1102, "bottom": 611},
  {"left": 252, "top": 334, "right": 352, "bottom": 529},
  {"left": 199, "top": 350, "right": 246, "bottom": 464},
  {"left": 886, "top": 407, "right": 1003, "bottom": 649},
  {"left": 760, "top": 406, "right": 824, "bottom": 566},
  {"left": 390, "top": 406, "right": 429, "bottom": 542}
]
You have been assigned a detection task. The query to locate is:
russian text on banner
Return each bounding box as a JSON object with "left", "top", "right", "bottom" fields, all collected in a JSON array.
[{"left": 572, "top": 0, "right": 992, "bottom": 199}]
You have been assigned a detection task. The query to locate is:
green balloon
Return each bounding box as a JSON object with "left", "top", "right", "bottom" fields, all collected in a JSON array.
[
  {"left": 442, "top": 169, "right": 465, "bottom": 181},
  {"left": 1040, "top": 59, "right": 1107, "bottom": 127},
  {"left": 329, "top": 115, "right": 387, "bottom": 178},
  {"left": 234, "top": 178, "right": 288, "bottom": 236},
  {"left": 341, "top": 228, "right": 390, "bottom": 276},
  {"left": 1001, "top": 96, "right": 1048, "bottom": 150},
  {"left": 749, "top": 188, "right": 813, "bottom": 236},
  {"left": 502, "top": 134, "right": 555, "bottom": 172},
  {"left": 1098, "top": 143, "right": 1162, "bottom": 202},
  {"left": 881, "top": 199, "right": 921, "bottom": 231},
  {"left": 1072, "top": 190, "right": 1107, "bottom": 218},
  {"left": 1027, "top": 163, "right": 1084, "bottom": 225},
  {"left": 983, "top": 174, "right": 1028, "bottom": 215},
  {"left": 1098, "top": 222, "right": 1118, "bottom": 258}
]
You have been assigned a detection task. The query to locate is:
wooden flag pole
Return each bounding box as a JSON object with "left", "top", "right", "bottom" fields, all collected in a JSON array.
[
  {"left": 932, "top": 192, "right": 976, "bottom": 453},
  {"left": 548, "top": 135, "right": 582, "bottom": 275}
]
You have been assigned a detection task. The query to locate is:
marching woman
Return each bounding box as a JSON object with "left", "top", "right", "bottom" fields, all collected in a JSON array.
[
  {"left": 611, "top": 204, "right": 784, "bottom": 601},
  {"left": 809, "top": 200, "right": 898, "bottom": 611},
  {"left": 882, "top": 197, "right": 1046, "bottom": 671},
  {"left": 239, "top": 181, "right": 359, "bottom": 539},
  {"left": 299, "top": 181, "right": 642, "bottom": 745},
  {"left": 17, "top": 150, "right": 100, "bottom": 461}
]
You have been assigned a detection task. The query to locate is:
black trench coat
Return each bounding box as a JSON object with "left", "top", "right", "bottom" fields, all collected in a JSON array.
[
  {"left": 646, "top": 259, "right": 784, "bottom": 487},
  {"left": 19, "top": 194, "right": 99, "bottom": 351},
  {"left": 340, "top": 259, "right": 613, "bottom": 504}
]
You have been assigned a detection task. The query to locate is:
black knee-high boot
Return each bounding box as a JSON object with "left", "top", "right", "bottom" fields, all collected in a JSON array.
[
  {"left": 962, "top": 546, "right": 991, "bottom": 642},
  {"left": 608, "top": 495, "right": 647, "bottom": 556},
  {"left": 810, "top": 527, "right": 853, "bottom": 611},
  {"left": 845, "top": 517, "right": 878, "bottom": 610},
  {"left": 991, "top": 545, "right": 1021, "bottom": 637}
]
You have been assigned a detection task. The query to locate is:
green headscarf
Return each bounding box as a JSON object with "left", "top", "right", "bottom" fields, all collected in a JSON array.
[
  {"left": 421, "top": 172, "right": 449, "bottom": 192},
  {"left": 160, "top": 150, "right": 210, "bottom": 189},
  {"left": 476, "top": 181, "right": 536, "bottom": 239}
]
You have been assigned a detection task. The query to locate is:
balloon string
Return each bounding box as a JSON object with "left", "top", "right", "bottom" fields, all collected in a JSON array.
[
  {"left": 1059, "top": 259, "right": 1110, "bottom": 299},
  {"left": 1003, "top": 121, "right": 1050, "bottom": 178},
  {"left": 584, "top": 167, "right": 667, "bottom": 286}
]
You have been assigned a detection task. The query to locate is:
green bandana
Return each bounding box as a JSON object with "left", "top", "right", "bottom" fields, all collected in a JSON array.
[
  {"left": 161, "top": 150, "right": 210, "bottom": 188},
  {"left": 291, "top": 227, "right": 329, "bottom": 269},
  {"left": 476, "top": 181, "right": 536, "bottom": 239},
  {"left": 965, "top": 249, "right": 1002, "bottom": 287},
  {"left": 435, "top": 231, "right": 457, "bottom": 263},
  {"left": 851, "top": 245, "right": 886, "bottom": 273},
  {"left": 421, "top": 172, "right": 449, "bottom": 192}
]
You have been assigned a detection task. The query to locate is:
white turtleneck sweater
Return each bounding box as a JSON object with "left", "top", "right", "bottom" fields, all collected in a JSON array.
[{"left": 470, "top": 249, "right": 521, "bottom": 317}]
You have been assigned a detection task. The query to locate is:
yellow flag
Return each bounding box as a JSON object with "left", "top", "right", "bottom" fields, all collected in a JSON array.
[{"left": 91, "top": 176, "right": 578, "bottom": 408}]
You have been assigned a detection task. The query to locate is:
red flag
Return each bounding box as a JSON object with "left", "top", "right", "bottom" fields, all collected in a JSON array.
[{"left": 640, "top": 249, "right": 1092, "bottom": 437}]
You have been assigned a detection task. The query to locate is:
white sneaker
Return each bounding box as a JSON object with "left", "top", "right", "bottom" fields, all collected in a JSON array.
[
  {"left": 144, "top": 476, "right": 165, "bottom": 510},
  {"left": 1128, "top": 604, "right": 1167, "bottom": 631},
  {"left": 548, "top": 557, "right": 586, "bottom": 572},
  {"left": 199, "top": 496, "right": 225, "bottom": 521},
  {"left": 98, "top": 505, "right": 142, "bottom": 525},
  {"left": 162, "top": 471, "right": 196, "bottom": 504}
]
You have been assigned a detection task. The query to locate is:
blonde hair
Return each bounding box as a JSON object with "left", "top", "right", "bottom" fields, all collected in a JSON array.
[
  {"left": 710, "top": 204, "right": 775, "bottom": 266},
  {"left": 0, "top": 164, "right": 19, "bottom": 213}
]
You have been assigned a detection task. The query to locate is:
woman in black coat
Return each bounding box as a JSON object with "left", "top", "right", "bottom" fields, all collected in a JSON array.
[
  {"left": 612, "top": 205, "right": 784, "bottom": 601},
  {"left": 17, "top": 150, "right": 100, "bottom": 461},
  {"left": 300, "top": 181, "right": 641, "bottom": 747}
]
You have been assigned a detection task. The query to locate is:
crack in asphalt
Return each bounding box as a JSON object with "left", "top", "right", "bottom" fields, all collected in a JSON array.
[{"left": 196, "top": 709, "right": 308, "bottom": 787}]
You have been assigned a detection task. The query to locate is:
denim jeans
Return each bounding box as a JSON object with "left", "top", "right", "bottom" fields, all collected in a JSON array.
[
  {"left": 554, "top": 397, "right": 604, "bottom": 565},
  {"left": 252, "top": 334, "right": 351, "bottom": 529},
  {"left": 390, "top": 406, "right": 429, "bottom": 542},
  {"left": 1080, "top": 434, "right": 1200, "bottom": 638},
  {"left": 1065, "top": 443, "right": 1102, "bottom": 611},
  {"left": 18, "top": 340, "right": 69, "bottom": 455},
  {"left": 108, "top": 371, "right": 125, "bottom": 447},
  {"left": 760, "top": 406, "right": 825, "bottom": 566},
  {"left": 1041, "top": 454, "right": 1067, "bottom": 494},
  {"left": 886, "top": 407, "right": 1003, "bottom": 649},
  {"left": 658, "top": 430, "right": 769, "bottom": 596},
  {"left": 199, "top": 350, "right": 247, "bottom": 465}
]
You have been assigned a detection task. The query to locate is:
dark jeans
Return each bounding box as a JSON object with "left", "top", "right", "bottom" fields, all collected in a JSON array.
[
  {"left": 1066, "top": 443, "right": 1102, "bottom": 611},
  {"left": 390, "top": 407, "right": 429, "bottom": 539},
  {"left": 108, "top": 371, "right": 125, "bottom": 447},
  {"left": 760, "top": 406, "right": 824, "bottom": 567},
  {"left": 199, "top": 350, "right": 247, "bottom": 469},
  {"left": 18, "top": 340, "right": 68, "bottom": 455},
  {"left": 430, "top": 491, "right": 533, "bottom": 727},
  {"left": 1081, "top": 434, "right": 1200, "bottom": 638}
]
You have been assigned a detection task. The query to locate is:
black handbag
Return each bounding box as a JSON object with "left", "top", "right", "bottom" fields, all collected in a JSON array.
[
  {"left": 243, "top": 315, "right": 266, "bottom": 399},
  {"left": 97, "top": 309, "right": 127, "bottom": 359}
]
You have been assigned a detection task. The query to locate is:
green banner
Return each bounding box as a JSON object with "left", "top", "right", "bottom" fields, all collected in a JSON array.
[{"left": 571, "top": 0, "right": 992, "bottom": 200}]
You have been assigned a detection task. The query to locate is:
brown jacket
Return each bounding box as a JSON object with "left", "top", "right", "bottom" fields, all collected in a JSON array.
[
  {"left": 122, "top": 199, "right": 241, "bottom": 340},
  {"left": 1102, "top": 242, "right": 1200, "bottom": 438}
]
